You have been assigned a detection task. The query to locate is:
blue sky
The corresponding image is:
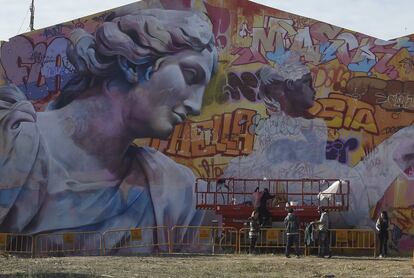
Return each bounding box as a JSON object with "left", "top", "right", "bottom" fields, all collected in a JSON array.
[{"left": 0, "top": 0, "right": 413, "bottom": 41}]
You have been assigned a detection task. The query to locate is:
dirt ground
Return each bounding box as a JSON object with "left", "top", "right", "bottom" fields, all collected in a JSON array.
[{"left": 0, "top": 254, "right": 412, "bottom": 278}]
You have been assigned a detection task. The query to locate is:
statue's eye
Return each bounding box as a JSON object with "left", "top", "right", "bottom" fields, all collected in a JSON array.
[
  {"left": 180, "top": 62, "right": 206, "bottom": 86},
  {"left": 11, "top": 121, "right": 21, "bottom": 129},
  {"left": 182, "top": 67, "right": 198, "bottom": 85}
]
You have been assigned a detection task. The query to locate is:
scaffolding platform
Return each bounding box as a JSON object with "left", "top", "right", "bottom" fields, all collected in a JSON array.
[{"left": 195, "top": 178, "right": 350, "bottom": 229}]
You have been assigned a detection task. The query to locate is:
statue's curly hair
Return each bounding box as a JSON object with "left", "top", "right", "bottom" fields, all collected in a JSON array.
[
  {"left": 258, "top": 60, "right": 310, "bottom": 112},
  {"left": 50, "top": 9, "right": 218, "bottom": 109}
]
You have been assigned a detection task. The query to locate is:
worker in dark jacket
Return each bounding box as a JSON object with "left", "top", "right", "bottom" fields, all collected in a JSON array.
[
  {"left": 259, "top": 188, "right": 274, "bottom": 226},
  {"left": 376, "top": 211, "right": 389, "bottom": 258},
  {"left": 284, "top": 208, "right": 300, "bottom": 258}
]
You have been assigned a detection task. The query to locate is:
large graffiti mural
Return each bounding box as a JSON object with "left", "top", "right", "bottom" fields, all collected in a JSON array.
[{"left": 0, "top": 0, "right": 414, "bottom": 253}]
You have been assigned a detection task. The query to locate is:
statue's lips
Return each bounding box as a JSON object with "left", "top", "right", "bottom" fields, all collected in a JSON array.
[{"left": 173, "top": 111, "right": 186, "bottom": 124}]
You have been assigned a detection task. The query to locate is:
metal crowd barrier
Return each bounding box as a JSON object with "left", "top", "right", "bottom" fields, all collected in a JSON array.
[
  {"left": 0, "top": 226, "right": 377, "bottom": 257},
  {"left": 34, "top": 231, "right": 102, "bottom": 257},
  {"left": 170, "top": 226, "right": 238, "bottom": 254},
  {"left": 239, "top": 227, "right": 289, "bottom": 254},
  {"left": 239, "top": 228, "right": 376, "bottom": 257},
  {"left": 102, "top": 226, "right": 170, "bottom": 255},
  {"left": 304, "top": 229, "right": 376, "bottom": 257},
  {"left": 0, "top": 233, "right": 33, "bottom": 257}
]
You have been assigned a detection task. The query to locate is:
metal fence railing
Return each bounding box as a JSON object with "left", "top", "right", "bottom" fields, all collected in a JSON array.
[
  {"left": 0, "top": 233, "right": 33, "bottom": 257},
  {"left": 0, "top": 226, "right": 378, "bottom": 257},
  {"left": 239, "top": 227, "right": 288, "bottom": 254},
  {"left": 170, "top": 226, "right": 238, "bottom": 254},
  {"left": 34, "top": 231, "right": 102, "bottom": 257},
  {"left": 303, "top": 229, "right": 376, "bottom": 257},
  {"left": 102, "top": 226, "right": 170, "bottom": 255},
  {"left": 239, "top": 228, "right": 376, "bottom": 257}
]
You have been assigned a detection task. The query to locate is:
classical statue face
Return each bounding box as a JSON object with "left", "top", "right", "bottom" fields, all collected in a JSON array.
[
  {"left": 286, "top": 73, "right": 316, "bottom": 112},
  {"left": 125, "top": 48, "right": 215, "bottom": 139}
]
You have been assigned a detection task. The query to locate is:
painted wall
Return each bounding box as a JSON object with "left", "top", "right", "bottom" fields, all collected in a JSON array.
[{"left": 0, "top": 0, "right": 413, "bottom": 253}]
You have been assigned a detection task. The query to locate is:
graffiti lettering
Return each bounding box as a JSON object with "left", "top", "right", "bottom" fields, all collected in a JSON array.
[
  {"left": 248, "top": 113, "right": 266, "bottom": 135},
  {"left": 239, "top": 22, "right": 252, "bottom": 39},
  {"left": 371, "top": 41, "right": 400, "bottom": 79},
  {"left": 223, "top": 71, "right": 259, "bottom": 102},
  {"left": 231, "top": 47, "right": 268, "bottom": 65},
  {"left": 165, "top": 108, "right": 256, "bottom": 158},
  {"left": 312, "top": 65, "right": 352, "bottom": 89},
  {"left": 290, "top": 27, "right": 321, "bottom": 64},
  {"left": 391, "top": 208, "right": 414, "bottom": 235},
  {"left": 326, "top": 138, "right": 359, "bottom": 164},
  {"left": 92, "top": 11, "right": 112, "bottom": 23},
  {"left": 42, "top": 24, "right": 66, "bottom": 39},
  {"left": 381, "top": 126, "right": 407, "bottom": 135},
  {"left": 199, "top": 158, "right": 225, "bottom": 179},
  {"left": 71, "top": 19, "right": 87, "bottom": 29},
  {"left": 279, "top": 162, "right": 314, "bottom": 179},
  {"left": 339, "top": 77, "right": 414, "bottom": 112},
  {"left": 233, "top": 15, "right": 406, "bottom": 79},
  {"left": 1, "top": 36, "right": 75, "bottom": 102},
  {"left": 204, "top": 3, "right": 230, "bottom": 49},
  {"left": 327, "top": 128, "right": 340, "bottom": 141},
  {"left": 309, "top": 93, "right": 379, "bottom": 135}
]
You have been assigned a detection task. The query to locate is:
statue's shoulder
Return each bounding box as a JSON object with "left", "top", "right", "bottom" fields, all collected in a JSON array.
[
  {"left": 0, "top": 84, "right": 27, "bottom": 104},
  {"left": 130, "top": 145, "right": 195, "bottom": 184}
]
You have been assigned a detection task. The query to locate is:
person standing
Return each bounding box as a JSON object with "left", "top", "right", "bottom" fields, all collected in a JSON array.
[
  {"left": 376, "top": 211, "right": 389, "bottom": 258},
  {"left": 284, "top": 208, "right": 300, "bottom": 258},
  {"left": 312, "top": 208, "right": 331, "bottom": 258},
  {"left": 259, "top": 188, "right": 275, "bottom": 226},
  {"left": 248, "top": 209, "right": 260, "bottom": 254},
  {"left": 252, "top": 187, "right": 263, "bottom": 209}
]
